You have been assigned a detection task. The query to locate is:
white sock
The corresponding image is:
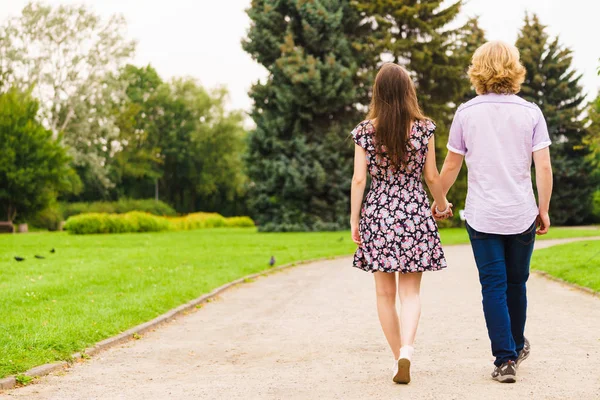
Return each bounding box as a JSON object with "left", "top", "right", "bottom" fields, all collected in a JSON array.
[{"left": 399, "top": 345, "right": 414, "bottom": 361}]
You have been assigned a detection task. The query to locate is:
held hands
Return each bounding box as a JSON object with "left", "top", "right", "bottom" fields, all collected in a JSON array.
[{"left": 431, "top": 200, "right": 453, "bottom": 221}]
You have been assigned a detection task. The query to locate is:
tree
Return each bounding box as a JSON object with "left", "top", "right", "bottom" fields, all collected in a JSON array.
[
  {"left": 446, "top": 17, "right": 487, "bottom": 215},
  {"left": 0, "top": 2, "right": 136, "bottom": 194},
  {"left": 243, "top": 0, "right": 367, "bottom": 231},
  {"left": 516, "top": 14, "right": 597, "bottom": 225},
  {"left": 113, "top": 66, "right": 247, "bottom": 214},
  {"left": 0, "top": 89, "right": 76, "bottom": 222},
  {"left": 353, "top": 0, "right": 468, "bottom": 150}
]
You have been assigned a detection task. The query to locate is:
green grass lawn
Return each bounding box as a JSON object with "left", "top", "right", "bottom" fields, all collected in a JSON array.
[
  {"left": 532, "top": 240, "right": 600, "bottom": 292},
  {"left": 0, "top": 225, "right": 598, "bottom": 378}
]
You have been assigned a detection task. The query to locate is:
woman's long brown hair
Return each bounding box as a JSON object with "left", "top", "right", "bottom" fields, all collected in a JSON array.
[{"left": 367, "top": 63, "right": 427, "bottom": 169}]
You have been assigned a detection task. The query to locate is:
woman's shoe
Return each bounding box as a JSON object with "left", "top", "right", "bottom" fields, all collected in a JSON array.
[{"left": 392, "top": 358, "right": 411, "bottom": 384}]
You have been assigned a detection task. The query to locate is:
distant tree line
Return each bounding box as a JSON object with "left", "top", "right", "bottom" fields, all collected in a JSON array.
[
  {"left": 0, "top": 2, "right": 246, "bottom": 224},
  {"left": 0, "top": 1, "right": 598, "bottom": 229},
  {"left": 243, "top": 0, "right": 599, "bottom": 230}
]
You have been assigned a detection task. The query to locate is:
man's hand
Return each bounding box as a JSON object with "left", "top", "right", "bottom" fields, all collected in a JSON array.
[
  {"left": 536, "top": 212, "right": 551, "bottom": 235},
  {"left": 431, "top": 201, "right": 454, "bottom": 221}
]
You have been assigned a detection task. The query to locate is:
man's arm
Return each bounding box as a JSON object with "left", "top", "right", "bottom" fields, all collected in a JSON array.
[
  {"left": 533, "top": 147, "right": 553, "bottom": 234},
  {"left": 440, "top": 151, "right": 464, "bottom": 195}
]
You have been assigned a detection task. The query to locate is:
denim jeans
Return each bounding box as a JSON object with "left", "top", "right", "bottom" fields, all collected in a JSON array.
[{"left": 466, "top": 221, "right": 536, "bottom": 366}]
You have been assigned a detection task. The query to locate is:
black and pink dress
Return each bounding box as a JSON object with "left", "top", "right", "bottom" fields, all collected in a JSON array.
[{"left": 352, "top": 120, "right": 447, "bottom": 274}]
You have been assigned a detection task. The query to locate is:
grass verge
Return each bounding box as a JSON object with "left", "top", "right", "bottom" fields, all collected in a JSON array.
[{"left": 532, "top": 240, "right": 600, "bottom": 293}]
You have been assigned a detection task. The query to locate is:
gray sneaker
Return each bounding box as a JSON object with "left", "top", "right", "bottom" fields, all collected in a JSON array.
[
  {"left": 491, "top": 360, "right": 517, "bottom": 383},
  {"left": 516, "top": 337, "right": 530, "bottom": 368}
]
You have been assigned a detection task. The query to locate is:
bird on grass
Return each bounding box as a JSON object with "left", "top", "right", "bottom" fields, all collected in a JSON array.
[
  {"left": 269, "top": 256, "right": 276, "bottom": 267},
  {"left": 50, "top": 248, "right": 55, "bottom": 253},
  {"left": 35, "top": 255, "right": 45, "bottom": 259},
  {"left": 14, "top": 256, "right": 25, "bottom": 262}
]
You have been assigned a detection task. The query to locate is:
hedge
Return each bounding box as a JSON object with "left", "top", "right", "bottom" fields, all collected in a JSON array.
[
  {"left": 64, "top": 212, "right": 255, "bottom": 234},
  {"left": 61, "top": 199, "right": 177, "bottom": 219}
]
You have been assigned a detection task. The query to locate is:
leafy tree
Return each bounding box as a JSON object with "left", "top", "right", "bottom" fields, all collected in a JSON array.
[
  {"left": 243, "top": 0, "right": 367, "bottom": 231},
  {"left": 517, "top": 14, "right": 597, "bottom": 225},
  {"left": 0, "top": 89, "right": 76, "bottom": 222},
  {"left": 114, "top": 66, "right": 247, "bottom": 214},
  {"left": 0, "top": 2, "right": 136, "bottom": 194}
]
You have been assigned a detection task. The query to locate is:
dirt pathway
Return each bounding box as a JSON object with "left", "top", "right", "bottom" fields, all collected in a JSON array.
[{"left": 2, "top": 239, "right": 600, "bottom": 399}]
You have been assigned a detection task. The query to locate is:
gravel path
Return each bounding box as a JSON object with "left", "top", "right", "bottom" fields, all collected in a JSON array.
[{"left": 2, "top": 239, "right": 600, "bottom": 400}]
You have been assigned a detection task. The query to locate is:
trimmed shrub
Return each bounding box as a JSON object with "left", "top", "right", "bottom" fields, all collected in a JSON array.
[
  {"left": 65, "top": 211, "right": 254, "bottom": 234},
  {"left": 224, "top": 216, "right": 256, "bottom": 228},
  {"left": 61, "top": 199, "right": 176, "bottom": 219},
  {"left": 64, "top": 212, "right": 171, "bottom": 234}
]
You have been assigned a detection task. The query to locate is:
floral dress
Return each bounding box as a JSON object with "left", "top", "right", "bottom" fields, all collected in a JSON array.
[{"left": 352, "top": 120, "right": 447, "bottom": 273}]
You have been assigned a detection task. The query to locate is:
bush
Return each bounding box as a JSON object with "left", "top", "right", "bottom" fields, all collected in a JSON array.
[
  {"left": 65, "top": 211, "right": 254, "bottom": 234},
  {"left": 592, "top": 190, "right": 600, "bottom": 222},
  {"left": 61, "top": 199, "right": 176, "bottom": 219},
  {"left": 28, "top": 203, "right": 64, "bottom": 231},
  {"left": 64, "top": 212, "right": 171, "bottom": 234}
]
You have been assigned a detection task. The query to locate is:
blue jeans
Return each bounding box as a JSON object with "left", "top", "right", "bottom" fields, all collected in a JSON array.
[{"left": 466, "top": 221, "right": 536, "bottom": 366}]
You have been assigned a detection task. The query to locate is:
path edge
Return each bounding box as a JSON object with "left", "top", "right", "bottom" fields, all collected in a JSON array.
[
  {"left": 532, "top": 270, "right": 599, "bottom": 298},
  {"left": 0, "top": 254, "right": 351, "bottom": 391}
]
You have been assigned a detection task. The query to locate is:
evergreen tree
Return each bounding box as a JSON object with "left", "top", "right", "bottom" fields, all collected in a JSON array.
[
  {"left": 352, "top": 0, "right": 467, "bottom": 151},
  {"left": 243, "top": 0, "right": 367, "bottom": 231},
  {"left": 516, "top": 14, "right": 596, "bottom": 225},
  {"left": 446, "top": 17, "right": 487, "bottom": 214}
]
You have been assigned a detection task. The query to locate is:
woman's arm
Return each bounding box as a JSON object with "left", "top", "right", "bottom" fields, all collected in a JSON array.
[
  {"left": 533, "top": 147, "right": 553, "bottom": 235},
  {"left": 351, "top": 144, "right": 368, "bottom": 245},
  {"left": 423, "top": 136, "right": 449, "bottom": 213}
]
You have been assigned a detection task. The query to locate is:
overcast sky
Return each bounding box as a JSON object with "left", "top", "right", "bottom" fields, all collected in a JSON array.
[{"left": 2, "top": 0, "right": 599, "bottom": 112}]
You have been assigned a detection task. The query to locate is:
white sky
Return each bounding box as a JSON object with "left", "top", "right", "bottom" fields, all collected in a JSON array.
[{"left": 2, "top": 0, "right": 599, "bottom": 112}]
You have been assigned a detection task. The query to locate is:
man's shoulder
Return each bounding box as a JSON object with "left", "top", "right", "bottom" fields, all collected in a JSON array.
[{"left": 456, "top": 94, "right": 541, "bottom": 114}]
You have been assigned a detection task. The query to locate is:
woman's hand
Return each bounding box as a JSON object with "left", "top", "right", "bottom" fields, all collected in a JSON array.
[{"left": 351, "top": 222, "right": 361, "bottom": 246}]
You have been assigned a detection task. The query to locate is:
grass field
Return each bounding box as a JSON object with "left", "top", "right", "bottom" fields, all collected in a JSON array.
[
  {"left": 532, "top": 240, "right": 600, "bottom": 292},
  {"left": 0, "top": 225, "right": 598, "bottom": 378}
]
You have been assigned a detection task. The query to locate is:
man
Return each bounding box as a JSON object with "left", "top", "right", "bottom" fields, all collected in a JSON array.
[{"left": 433, "top": 40, "right": 553, "bottom": 383}]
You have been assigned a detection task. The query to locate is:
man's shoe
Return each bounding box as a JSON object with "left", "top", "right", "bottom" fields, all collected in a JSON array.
[
  {"left": 516, "top": 337, "right": 530, "bottom": 368},
  {"left": 491, "top": 360, "right": 517, "bottom": 383}
]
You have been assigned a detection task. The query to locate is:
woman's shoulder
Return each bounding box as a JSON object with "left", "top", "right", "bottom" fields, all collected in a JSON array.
[{"left": 413, "top": 119, "right": 436, "bottom": 139}]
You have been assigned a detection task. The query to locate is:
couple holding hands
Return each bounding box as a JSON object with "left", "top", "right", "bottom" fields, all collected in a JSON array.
[{"left": 350, "top": 40, "right": 553, "bottom": 384}]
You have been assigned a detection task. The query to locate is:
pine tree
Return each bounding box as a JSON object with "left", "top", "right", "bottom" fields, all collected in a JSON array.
[
  {"left": 352, "top": 1, "right": 467, "bottom": 149},
  {"left": 243, "top": 0, "right": 368, "bottom": 231},
  {"left": 446, "top": 17, "right": 487, "bottom": 214},
  {"left": 516, "top": 14, "right": 597, "bottom": 225}
]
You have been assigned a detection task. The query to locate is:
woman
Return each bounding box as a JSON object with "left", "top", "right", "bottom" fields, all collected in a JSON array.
[
  {"left": 434, "top": 40, "right": 553, "bottom": 383},
  {"left": 350, "top": 63, "right": 451, "bottom": 384}
]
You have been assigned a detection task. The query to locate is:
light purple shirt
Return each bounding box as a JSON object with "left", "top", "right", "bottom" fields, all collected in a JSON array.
[{"left": 447, "top": 94, "right": 551, "bottom": 235}]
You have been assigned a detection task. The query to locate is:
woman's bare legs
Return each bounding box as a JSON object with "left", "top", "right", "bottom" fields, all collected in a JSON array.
[
  {"left": 374, "top": 272, "right": 401, "bottom": 360},
  {"left": 397, "top": 272, "right": 423, "bottom": 358}
]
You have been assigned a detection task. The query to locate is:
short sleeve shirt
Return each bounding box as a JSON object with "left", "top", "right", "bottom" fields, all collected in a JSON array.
[{"left": 447, "top": 93, "right": 551, "bottom": 234}]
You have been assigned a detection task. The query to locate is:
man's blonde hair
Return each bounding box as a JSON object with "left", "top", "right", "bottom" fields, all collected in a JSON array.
[{"left": 468, "top": 41, "right": 526, "bottom": 95}]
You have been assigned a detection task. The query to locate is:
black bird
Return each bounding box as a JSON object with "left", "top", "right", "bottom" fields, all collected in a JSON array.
[
  {"left": 14, "top": 256, "right": 25, "bottom": 262},
  {"left": 35, "top": 255, "right": 45, "bottom": 259},
  {"left": 269, "top": 256, "right": 276, "bottom": 267},
  {"left": 50, "top": 248, "right": 55, "bottom": 253}
]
